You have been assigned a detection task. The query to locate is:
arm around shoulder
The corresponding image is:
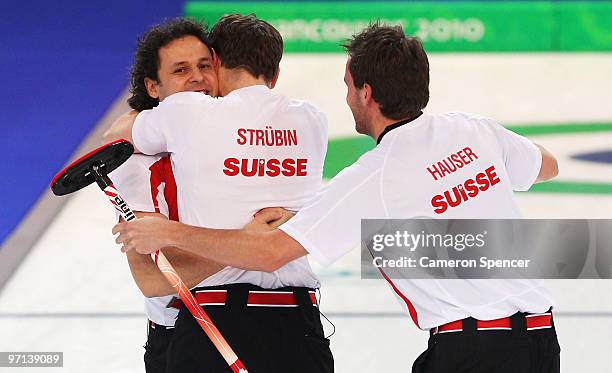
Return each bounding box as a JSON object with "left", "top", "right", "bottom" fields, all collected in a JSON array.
[{"left": 103, "top": 110, "right": 138, "bottom": 146}]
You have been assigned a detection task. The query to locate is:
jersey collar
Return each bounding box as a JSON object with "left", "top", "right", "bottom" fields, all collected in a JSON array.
[
  {"left": 376, "top": 112, "right": 423, "bottom": 145},
  {"left": 227, "top": 84, "right": 270, "bottom": 97}
]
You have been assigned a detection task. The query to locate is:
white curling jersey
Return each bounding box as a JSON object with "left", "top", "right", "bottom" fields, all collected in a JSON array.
[
  {"left": 110, "top": 154, "right": 179, "bottom": 327},
  {"left": 280, "top": 112, "right": 554, "bottom": 330},
  {"left": 132, "top": 85, "right": 327, "bottom": 289}
]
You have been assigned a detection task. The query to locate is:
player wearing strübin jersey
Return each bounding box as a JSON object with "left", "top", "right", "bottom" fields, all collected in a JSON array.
[
  {"left": 113, "top": 23, "right": 561, "bottom": 372},
  {"left": 108, "top": 18, "right": 223, "bottom": 373},
  {"left": 106, "top": 14, "right": 333, "bottom": 373}
]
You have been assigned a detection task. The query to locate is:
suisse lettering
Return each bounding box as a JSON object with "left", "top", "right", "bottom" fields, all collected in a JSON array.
[
  {"left": 223, "top": 158, "right": 308, "bottom": 177},
  {"left": 431, "top": 165, "right": 501, "bottom": 214}
]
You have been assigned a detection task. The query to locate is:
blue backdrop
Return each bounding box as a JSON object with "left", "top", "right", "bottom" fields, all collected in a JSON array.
[{"left": 0, "top": 0, "right": 183, "bottom": 245}]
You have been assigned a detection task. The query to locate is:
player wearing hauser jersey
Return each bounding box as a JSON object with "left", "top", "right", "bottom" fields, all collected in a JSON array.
[
  {"left": 106, "top": 14, "right": 333, "bottom": 373},
  {"left": 114, "top": 23, "right": 561, "bottom": 372},
  {"left": 108, "top": 19, "right": 224, "bottom": 373}
]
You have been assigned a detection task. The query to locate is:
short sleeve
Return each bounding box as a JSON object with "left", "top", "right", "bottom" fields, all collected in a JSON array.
[
  {"left": 132, "top": 91, "right": 212, "bottom": 155},
  {"left": 109, "top": 155, "right": 155, "bottom": 213},
  {"left": 132, "top": 109, "right": 168, "bottom": 155},
  {"left": 490, "top": 122, "right": 542, "bottom": 191},
  {"left": 279, "top": 160, "right": 387, "bottom": 267}
]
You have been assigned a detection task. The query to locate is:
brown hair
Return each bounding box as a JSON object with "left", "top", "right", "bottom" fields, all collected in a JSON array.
[
  {"left": 343, "top": 22, "right": 430, "bottom": 120},
  {"left": 210, "top": 14, "right": 283, "bottom": 83}
]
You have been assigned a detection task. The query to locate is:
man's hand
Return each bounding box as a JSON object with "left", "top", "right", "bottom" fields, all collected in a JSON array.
[
  {"left": 243, "top": 207, "right": 295, "bottom": 232},
  {"left": 113, "top": 216, "right": 179, "bottom": 254}
]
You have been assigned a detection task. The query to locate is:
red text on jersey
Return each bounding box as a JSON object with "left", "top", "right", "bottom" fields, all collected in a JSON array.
[
  {"left": 236, "top": 126, "right": 298, "bottom": 147},
  {"left": 223, "top": 158, "right": 308, "bottom": 177},
  {"left": 427, "top": 147, "right": 478, "bottom": 181},
  {"left": 431, "top": 165, "right": 500, "bottom": 214}
]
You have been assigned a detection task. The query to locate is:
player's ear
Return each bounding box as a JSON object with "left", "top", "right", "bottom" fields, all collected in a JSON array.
[
  {"left": 270, "top": 67, "right": 280, "bottom": 89},
  {"left": 144, "top": 77, "right": 160, "bottom": 99},
  {"left": 362, "top": 83, "right": 373, "bottom": 104}
]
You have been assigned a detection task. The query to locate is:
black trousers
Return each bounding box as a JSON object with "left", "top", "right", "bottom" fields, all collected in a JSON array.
[
  {"left": 166, "top": 283, "right": 334, "bottom": 373},
  {"left": 144, "top": 321, "right": 174, "bottom": 373},
  {"left": 412, "top": 313, "right": 561, "bottom": 373}
]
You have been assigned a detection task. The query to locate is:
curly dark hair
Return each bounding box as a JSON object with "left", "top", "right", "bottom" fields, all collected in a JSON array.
[
  {"left": 343, "top": 22, "right": 430, "bottom": 120},
  {"left": 209, "top": 14, "right": 282, "bottom": 84},
  {"left": 127, "top": 18, "right": 210, "bottom": 111}
]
